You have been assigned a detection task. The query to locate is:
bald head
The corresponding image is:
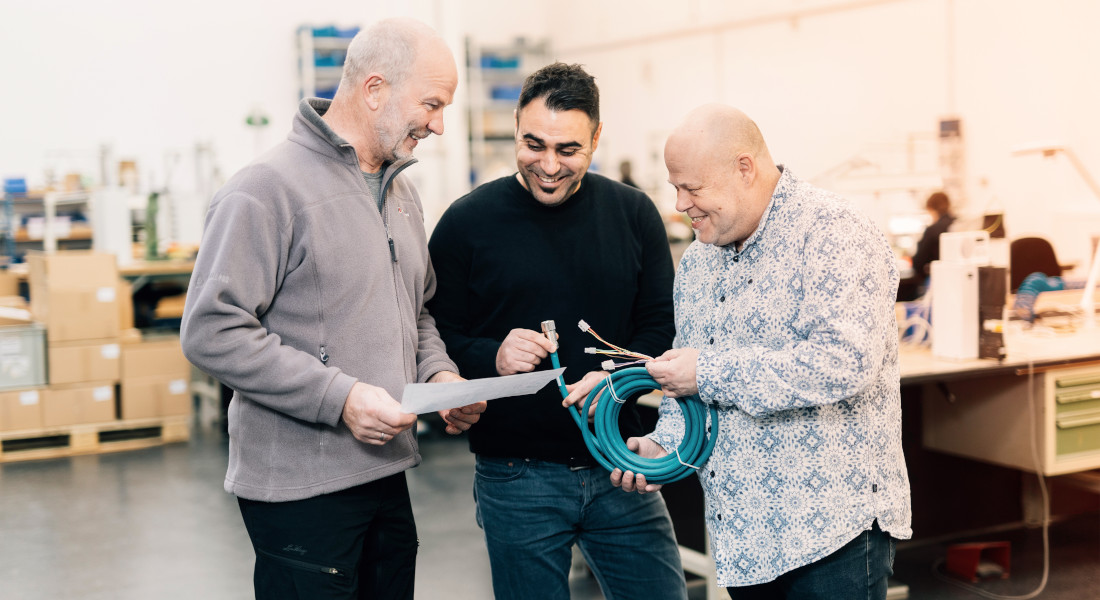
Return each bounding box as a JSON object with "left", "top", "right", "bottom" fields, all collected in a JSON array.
[
  {"left": 340, "top": 17, "right": 453, "bottom": 92},
  {"left": 324, "top": 17, "right": 457, "bottom": 173},
  {"left": 664, "top": 104, "right": 781, "bottom": 248},
  {"left": 666, "top": 103, "right": 770, "bottom": 167}
]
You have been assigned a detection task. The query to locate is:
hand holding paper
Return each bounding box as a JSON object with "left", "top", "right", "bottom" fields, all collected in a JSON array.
[{"left": 428, "top": 370, "right": 484, "bottom": 434}]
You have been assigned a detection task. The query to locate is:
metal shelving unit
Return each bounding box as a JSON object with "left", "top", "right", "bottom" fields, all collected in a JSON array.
[
  {"left": 1, "top": 190, "right": 93, "bottom": 263},
  {"left": 465, "top": 37, "right": 551, "bottom": 186},
  {"left": 297, "top": 26, "right": 360, "bottom": 100}
]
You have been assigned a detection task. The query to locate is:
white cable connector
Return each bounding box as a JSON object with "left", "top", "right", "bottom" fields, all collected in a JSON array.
[
  {"left": 601, "top": 360, "right": 617, "bottom": 371},
  {"left": 584, "top": 347, "right": 598, "bottom": 354},
  {"left": 578, "top": 319, "right": 590, "bottom": 332}
]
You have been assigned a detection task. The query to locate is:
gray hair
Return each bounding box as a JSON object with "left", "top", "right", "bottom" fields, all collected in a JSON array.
[{"left": 340, "top": 18, "right": 428, "bottom": 92}]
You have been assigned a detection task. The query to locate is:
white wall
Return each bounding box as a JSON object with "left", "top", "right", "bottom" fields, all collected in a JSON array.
[
  {"left": 0, "top": 0, "right": 548, "bottom": 238},
  {"left": 548, "top": 0, "right": 1100, "bottom": 272},
  {"left": 3, "top": 1, "right": 1099, "bottom": 270}
]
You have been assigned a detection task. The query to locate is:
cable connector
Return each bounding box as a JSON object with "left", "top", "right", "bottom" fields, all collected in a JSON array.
[
  {"left": 584, "top": 347, "right": 598, "bottom": 354},
  {"left": 540, "top": 320, "right": 559, "bottom": 350},
  {"left": 577, "top": 319, "right": 590, "bottom": 332},
  {"left": 601, "top": 360, "right": 617, "bottom": 371}
]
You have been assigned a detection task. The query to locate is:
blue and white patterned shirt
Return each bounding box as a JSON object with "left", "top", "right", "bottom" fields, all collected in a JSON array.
[{"left": 650, "top": 167, "right": 912, "bottom": 586}]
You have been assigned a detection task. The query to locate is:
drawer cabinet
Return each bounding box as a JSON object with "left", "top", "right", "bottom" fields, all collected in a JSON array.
[{"left": 923, "top": 364, "right": 1100, "bottom": 475}]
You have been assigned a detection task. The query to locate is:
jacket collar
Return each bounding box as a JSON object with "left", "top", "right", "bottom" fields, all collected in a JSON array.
[{"left": 289, "top": 98, "right": 417, "bottom": 184}]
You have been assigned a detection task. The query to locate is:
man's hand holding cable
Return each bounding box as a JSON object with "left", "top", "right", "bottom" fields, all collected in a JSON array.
[
  {"left": 562, "top": 370, "right": 611, "bottom": 417},
  {"left": 610, "top": 437, "right": 669, "bottom": 494},
  {"left": 496, "top": 328, "right": 556, "bottom": 375},
  {"left": 342, "top": 381, "right": 417, "bottom": 445},
  {"left": 646, "top": 348, "right": 700, "bottom": 398},
  {"left": 429, "top": 370, "right": 487, "bottom": 434}
]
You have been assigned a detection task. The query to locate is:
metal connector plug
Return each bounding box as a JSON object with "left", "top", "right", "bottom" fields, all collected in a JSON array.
[
  {"left": 584, "top": 347, "right": 597, "bottom": 354},
  {"left": 601, "top": 360, "right": 616, "bottom": 371},
  {"left": 578, "top": 319, "right": 590, "bottom": 332},
  {"left": 540, "top": 320, "right": 559, "bottom": 351}
]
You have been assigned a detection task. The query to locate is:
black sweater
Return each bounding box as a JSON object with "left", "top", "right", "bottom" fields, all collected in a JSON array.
[
  {"left": 910, "top": 214, "right": 955, "bottom": 278},
  {"left": 427, "top": 172, "right": 675, "bottom": 462}
]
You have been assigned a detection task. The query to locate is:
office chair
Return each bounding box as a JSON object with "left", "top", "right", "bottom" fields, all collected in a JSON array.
[{"left": 1009, "top": 236, "right": 1062, "bottom": 293}]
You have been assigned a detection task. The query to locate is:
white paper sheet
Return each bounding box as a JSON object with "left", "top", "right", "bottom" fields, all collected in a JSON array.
[{"left": 400, "top": 368, "right": 566, "bottom": 415}]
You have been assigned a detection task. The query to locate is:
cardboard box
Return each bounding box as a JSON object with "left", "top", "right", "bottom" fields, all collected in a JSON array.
[
  {"left": 0, "top": 269, "right": 20, "bottom": 296},
  {"left": 118, "top": 279, "right": 134, "bottom": 331},
  {"left": 0, "top": 323, "right": 47, "bottom": 391},
  {"left": 27, "top": 251, "right": 118, "bottom": 289},
  {"left": 28, "top": 252, "right": 121, "bottom": 343},
  {"left": 0, "top": 296, "right": 29, "bottom": 310},
  {"left": 48, "top": 339, "right": 121, "bottom": 385},
  {"left": 42, "top": 383, "right": 116, "bottom": 427},
  {"left": 120, "top": 336, "right": 191, "bottom": 419},
  {"left": 121, "top": 376, "right": 190, "bottom": 419},
  {"left": 35, "top": 288, "right": 121, "bottom": 342},
  {"left": 0, "top": 388, "right": 44, "bottom": 432},
  {"left": 154, "top": 293, "right": 186, "bottom": 319},
  {"left": 121, "top": 336, "right": 189, "bottom": 379}
]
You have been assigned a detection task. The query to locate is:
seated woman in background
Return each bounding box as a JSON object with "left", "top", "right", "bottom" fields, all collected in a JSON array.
[{"left": 898, "top": 191, "right": 954, "bottom": 301}]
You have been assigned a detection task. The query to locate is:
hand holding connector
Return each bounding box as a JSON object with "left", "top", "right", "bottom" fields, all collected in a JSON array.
[
  {"left": 495, "top": 328, "right": 556, "bottom": 376},
  {"left": 540, "top": 320, "right": 560, "bottom": 352}
]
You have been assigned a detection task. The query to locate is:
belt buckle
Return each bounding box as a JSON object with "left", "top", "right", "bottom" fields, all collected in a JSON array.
[{"left": 567, "top": 457, "right": 593, "bottom": 471}]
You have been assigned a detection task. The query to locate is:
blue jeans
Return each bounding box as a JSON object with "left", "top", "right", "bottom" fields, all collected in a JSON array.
[
  {"left": 726, "top": 521, "right": 896, "bottom": 600},
  {"left": 474, "top": 456, "right": 688, "bottom": 600}
]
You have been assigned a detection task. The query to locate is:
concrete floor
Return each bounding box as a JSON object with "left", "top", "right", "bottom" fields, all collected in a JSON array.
[
  {"left": 0, "top": 421, "right": 643, "bottom": 600},
  {"left": 1, "top": 418, "right": 1098, "bottom": 599}
]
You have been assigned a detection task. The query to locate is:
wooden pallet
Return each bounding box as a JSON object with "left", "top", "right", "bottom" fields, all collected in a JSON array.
[{"left": 0, "top": 416, "right": 191, "bottom": 463}]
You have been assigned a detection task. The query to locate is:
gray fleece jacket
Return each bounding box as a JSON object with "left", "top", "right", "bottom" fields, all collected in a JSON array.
[{"left": 181, "top": 98, "right": 458, "bottom": 501}]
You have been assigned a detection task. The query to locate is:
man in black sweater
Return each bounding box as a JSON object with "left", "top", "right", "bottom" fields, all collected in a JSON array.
[{"left": 427, "top": 63, "right": 687, "bottom": 599}]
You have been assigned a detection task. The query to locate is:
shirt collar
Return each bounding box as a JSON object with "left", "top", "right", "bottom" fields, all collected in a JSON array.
[{"left": 727, "top": 165, "right": 794, "bottom": 256}]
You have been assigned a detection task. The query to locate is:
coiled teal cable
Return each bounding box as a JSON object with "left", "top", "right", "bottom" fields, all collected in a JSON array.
[{"left": 551, "top": 351, "right": 719, "bottom": 485}]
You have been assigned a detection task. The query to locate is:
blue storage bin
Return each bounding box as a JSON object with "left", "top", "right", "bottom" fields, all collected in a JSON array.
[
  {"left": 480, "top": 55, "right": 520, "bottom": 70},
  {"left": 490, "top": 85, "right": 523, "bottom": 101},
  {"left": 3, "top": 178, "right": 27, "bottom": 195},
  {"left": 314, "top": 53, "right": 344, "bottom": 67}
]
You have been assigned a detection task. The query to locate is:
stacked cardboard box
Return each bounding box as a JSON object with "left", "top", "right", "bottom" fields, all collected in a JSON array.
[
  {"left": 0, "top": 388, "right": 45, "bottom": 433},
  {"left": 0, "top": 297, "right": 47, "bottom": 432},
  {"left": 120, "top": 336, "right": 191, "bottom": 420},
  {"left": 28, "top": 251, "right": 122, "bottom": 427},
  {"left": 43, "top": 340, "right": 119, "bottom": 427},
  {"left": 28, "top": 251, "right": 121, "bottom": 342}
]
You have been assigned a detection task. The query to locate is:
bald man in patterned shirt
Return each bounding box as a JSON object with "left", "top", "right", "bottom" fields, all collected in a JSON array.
[{"left": 613, "top": 104, "right": 912, "bottom": 600}]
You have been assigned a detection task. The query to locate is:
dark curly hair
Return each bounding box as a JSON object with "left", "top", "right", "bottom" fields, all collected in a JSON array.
[{"left": 517, "top": 62, "right": 599, "bottom": 131}]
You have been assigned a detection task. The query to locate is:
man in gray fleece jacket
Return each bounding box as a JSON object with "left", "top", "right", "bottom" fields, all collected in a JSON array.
[{"left": 180, "top": 17, "right": 484, "bottom": 600}]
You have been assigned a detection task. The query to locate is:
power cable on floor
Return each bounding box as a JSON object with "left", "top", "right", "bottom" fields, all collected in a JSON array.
[{"left": 929, "top": 356, "right": 1050, "bottom": 599}]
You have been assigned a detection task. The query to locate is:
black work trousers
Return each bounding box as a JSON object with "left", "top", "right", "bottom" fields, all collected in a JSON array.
[{"left": 237, "top": 472, "right": 418, "bottom": 600}]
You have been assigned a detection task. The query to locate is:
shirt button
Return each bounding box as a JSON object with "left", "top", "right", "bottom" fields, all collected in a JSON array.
[
  {"left": 733, "top": 256, "right": 740, "bottom": 262},
  {"left": 709, "top": 338, "right": 714, "bottom": 344},
  {"left": 709, "top": 471, "right": 715, "bottom": 478},
  {"left": 747, "top": 279, "right": 753, "bottom": 284},
  {"left": 717, "top": 514, "right": 722, "bottom": 521},
  {"left": 719, "top": 296, "right": 725, "bottom": 302}
]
